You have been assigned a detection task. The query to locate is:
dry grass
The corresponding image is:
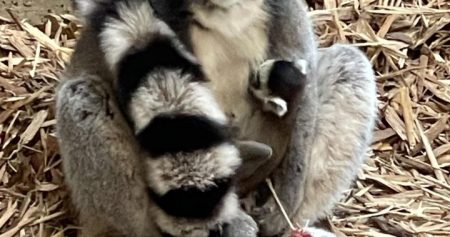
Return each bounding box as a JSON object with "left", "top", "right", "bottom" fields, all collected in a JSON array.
[{"left": 0, "top": 0, "right": 449, "bottom": 236}]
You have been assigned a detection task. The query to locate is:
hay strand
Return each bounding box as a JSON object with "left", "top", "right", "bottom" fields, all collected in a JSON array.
[{"left": 0, "top": 0, "right": 449, "bottom": 236}]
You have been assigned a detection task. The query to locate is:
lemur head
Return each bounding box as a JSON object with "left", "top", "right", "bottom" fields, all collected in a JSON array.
[{"left": 250, "top": 59, "right": 308, "bottom": 117}]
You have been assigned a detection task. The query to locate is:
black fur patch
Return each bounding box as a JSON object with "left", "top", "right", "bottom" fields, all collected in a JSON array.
[
  {"left": 208, "top": 226, "right": 223, "bottom": 237},
  {"left": 149, "top": 178, "right": 232, "bottom": 219},
  {"left": 148, "top": 0, "right": 194, "bottom": 49},
  {"left": 117, "top": 37, "right": 204, "bottom": 113},
  {"left": 267, "top": 61, "right": 306, "bottom": 102},
  {"left": 161, "top": 232, "right": 174, "bottom": 237},
  {"left": 137, "top": 114, "right": 232, "bottom": 157}
]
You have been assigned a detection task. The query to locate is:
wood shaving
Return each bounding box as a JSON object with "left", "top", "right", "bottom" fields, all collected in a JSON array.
[{"left": 0, "top": 1, "right": 449, "bottom": 236}]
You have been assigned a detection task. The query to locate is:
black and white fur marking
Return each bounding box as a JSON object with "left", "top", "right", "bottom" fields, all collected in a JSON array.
[
  {"left": 249, "top": 59, "right": 308, "bottom": 117},
  {"left": 99, "top": 2, "right": 243, "bottom": 236},
  {"left": 60, "top": 0, "right": 377, "bottom": 237}
]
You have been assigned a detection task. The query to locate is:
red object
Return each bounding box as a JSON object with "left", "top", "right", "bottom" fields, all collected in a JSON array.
[{"left": 292, "top": 228, "right": 312, "bottom": 237}]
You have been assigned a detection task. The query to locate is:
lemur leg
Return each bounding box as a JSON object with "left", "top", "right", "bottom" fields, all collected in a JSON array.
[
  {"left": 56, "top": 77, "right": 160, "bottom": 237},
  {"left": 258, "top": 44, "right": 377, "bottom": 236}
]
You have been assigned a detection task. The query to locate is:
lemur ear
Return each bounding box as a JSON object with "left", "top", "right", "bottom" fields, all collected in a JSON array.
[
  {"left": 293, "top": 59, "right": 309, "bottom": 76},
  {"left": 236, "top": 140, "right": 272, "bottom": 178}
]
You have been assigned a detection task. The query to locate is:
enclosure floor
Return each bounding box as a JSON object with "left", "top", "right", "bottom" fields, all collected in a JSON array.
[
  {"left": 0, "top": 0, "right": 71, "bottom": 24},
  {"left": 0, "top": 1, "right": 449, "bottom": 236}
]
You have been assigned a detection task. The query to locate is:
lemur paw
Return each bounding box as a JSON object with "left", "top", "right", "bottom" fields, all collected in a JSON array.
[
  {"left": 256, "top": 211, "right": 287, "bottom": 236},
  {"left": 223, "top": 211, "right": 259, "bottom": 237}
]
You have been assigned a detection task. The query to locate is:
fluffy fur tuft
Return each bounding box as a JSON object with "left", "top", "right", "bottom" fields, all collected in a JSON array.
[
  {"left": 72, "top": 0, "right": 99, "bottom": 18},
  {"left": 99, "top": 1, "right": 196, "bottom": 73},
  {"left": 126, "top": 69, "right": 227, "bottom": 134},
  {"left": 116, "top": 37, "right": 204, "bottom": 118}
]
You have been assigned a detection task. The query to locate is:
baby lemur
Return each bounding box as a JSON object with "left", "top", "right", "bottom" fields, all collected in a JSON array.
[{"left": 250, "top": 59, "right": 308, "bottom": 117}]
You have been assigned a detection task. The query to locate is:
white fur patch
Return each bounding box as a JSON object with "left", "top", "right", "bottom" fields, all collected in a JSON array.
[
  {"left": 264, "top": 97, "right": 288, "bottom": 117},
  {"left": 295, "top": 59, "right": 309, "bottom": 75},
  {"left": 99, "top": 1, "right": 175, "bottom": 71},
  {"left": 257, "top": 59, "right": 275, "bottom": 85},
  {"left": 145, "top": 143, "right": 240, "bottom": 195},
  {"left": 74, "top": 0, "right": 96, "bottom": 17},
  {"left": 145, "top": 142, "right": 241, "bottom": 237},
  {"left": 191, "top": 0, "right": 267, "bottom": 38},
  {"left": 128, "top": 70, "right": 227, "bottom": 134}
]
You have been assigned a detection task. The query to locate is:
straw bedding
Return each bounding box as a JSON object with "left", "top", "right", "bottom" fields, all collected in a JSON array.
[{"left": 0, "top": 1, "right": 449, "bottom": 236}]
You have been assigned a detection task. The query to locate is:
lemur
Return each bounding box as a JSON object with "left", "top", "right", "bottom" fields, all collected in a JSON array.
[
  {"left": 56, "top": 0, "right": 377, "bottom": 236},
  {"left": 249, "top": 59, "right": 308, "bottom": 117},
  {"left": 100, "top": 6, "right": 258, "bottom": 236}
]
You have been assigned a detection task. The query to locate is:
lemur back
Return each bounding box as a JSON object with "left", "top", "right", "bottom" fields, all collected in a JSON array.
[{"left": 97, "top": 2, "right": 251, "bottom": 236}]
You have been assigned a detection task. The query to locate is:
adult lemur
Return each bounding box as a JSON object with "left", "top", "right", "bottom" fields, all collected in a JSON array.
[
  {"left": 100, "top": 4, "right": 272, "bottom": 236},
  {"left": 56, "top": 0, "right": 377, "bottom": 236},
  {"left": 57, "top": 1, "right": 271, "bottom": 236}
]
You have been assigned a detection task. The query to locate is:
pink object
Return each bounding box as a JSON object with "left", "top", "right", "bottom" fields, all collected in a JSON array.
[{"left": 292, "top": 228, "right": 312, "bottom": 237}]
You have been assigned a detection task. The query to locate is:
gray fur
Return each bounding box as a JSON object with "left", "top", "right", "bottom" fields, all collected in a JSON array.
[
  {"left": 223, "top": 211, "right": 259, "bottom": 237},
  {"left": 182, "top": 1, "right": 377, "bottom": 236},
  {"left": 98, "top": 4, "right": 258, "bottom": 235},
  {"left": 55, "top": 76, "right": 161, "bottom": 237},
  {"left": 253, "top": 44, "right": 377, "bottom": 236},
  {"left": 57, "top": 0, "right": 377, "bottom": 237},
  {"left": 58, "top": 1, "right": 264, "bottom": 236},
  {"left": 132, "top": 72, "right": 241, "bottom": 237},
  {"left": 266, "top": 0, "right": 318, "bottom": 61},
  {"left": 56, "top": 73, "right": 261, "bottom": 237}
]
